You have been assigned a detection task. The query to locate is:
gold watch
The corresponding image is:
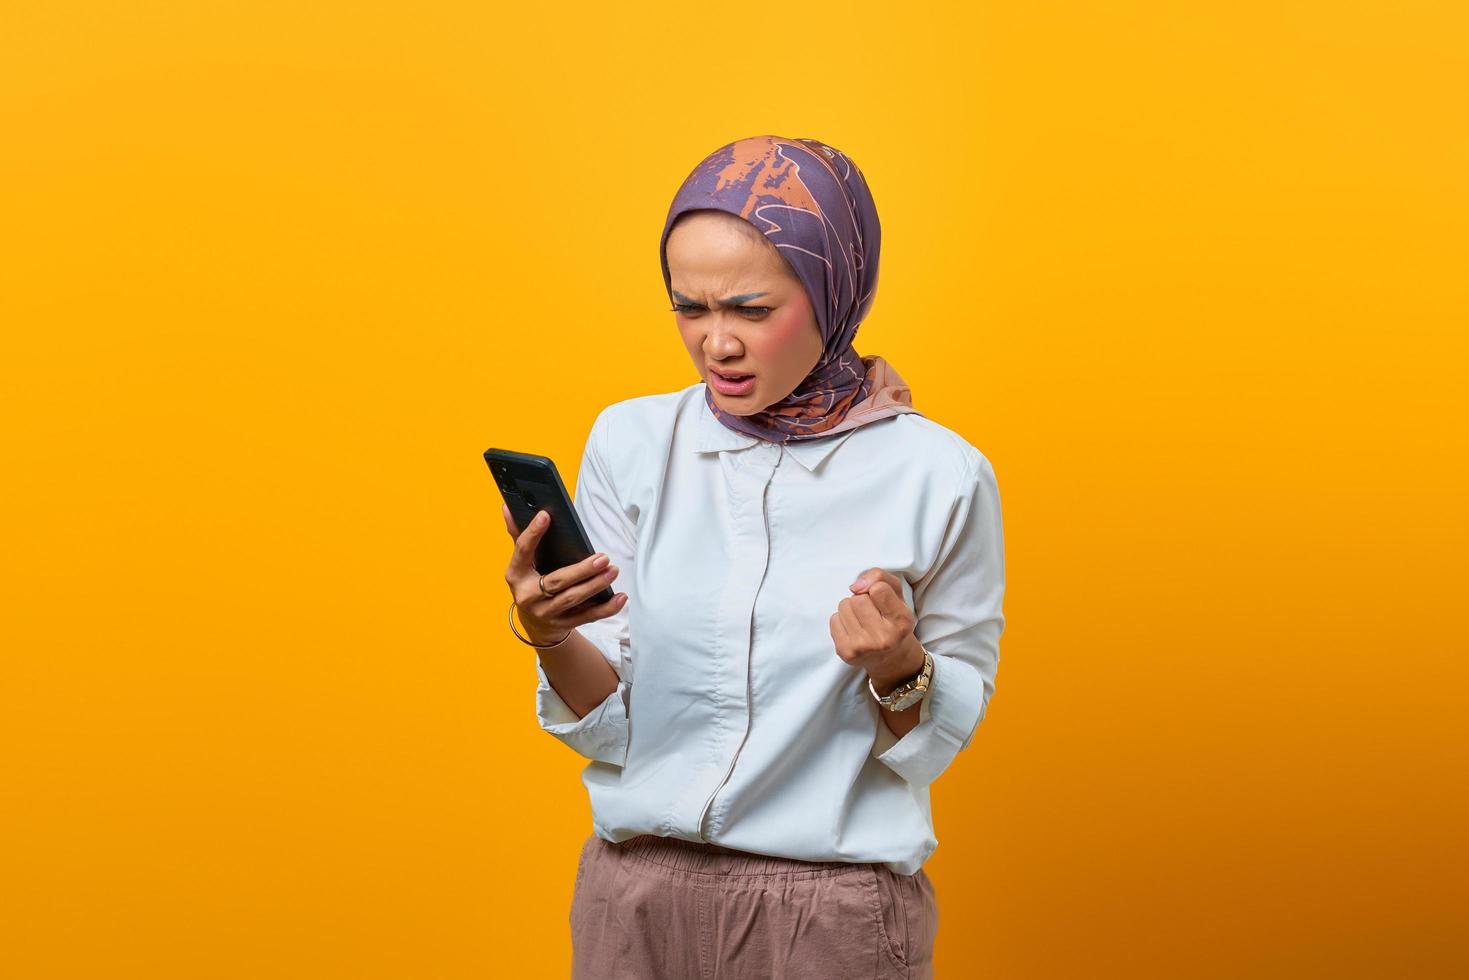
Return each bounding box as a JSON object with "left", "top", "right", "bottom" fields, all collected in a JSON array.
[{"left": 868, "top": 649, "right": 934, "bottom": 712}]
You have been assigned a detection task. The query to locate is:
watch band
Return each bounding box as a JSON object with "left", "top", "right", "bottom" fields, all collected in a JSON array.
[{"left": 869, "top": 649, "right": 934, "bottom": 711}]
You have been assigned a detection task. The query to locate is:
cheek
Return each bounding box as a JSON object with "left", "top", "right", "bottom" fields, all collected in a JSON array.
[
  {"left": 756, "top": 307, "right": 816, "bottom": 360},
  {"left": 678, "top": 323, "right": 701, "bottom": 353}
]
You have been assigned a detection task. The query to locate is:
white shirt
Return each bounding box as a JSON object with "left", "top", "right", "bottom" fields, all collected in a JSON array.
[{"left": 534, "top": 381, "right": 1006, "bottom": 875}]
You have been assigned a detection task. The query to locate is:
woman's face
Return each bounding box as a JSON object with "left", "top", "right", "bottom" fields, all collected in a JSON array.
[{"left": 666, "top": 212, "right": 824, "bottom": 416}]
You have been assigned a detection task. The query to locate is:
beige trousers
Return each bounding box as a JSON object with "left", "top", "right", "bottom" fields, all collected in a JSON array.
[{"left": 569, "top": 832, "right": 938, "bottom": 979}]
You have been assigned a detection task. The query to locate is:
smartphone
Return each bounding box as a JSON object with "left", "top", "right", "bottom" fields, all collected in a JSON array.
[{"left": 484, "top": 447, "right": 616, "bottom": 608}]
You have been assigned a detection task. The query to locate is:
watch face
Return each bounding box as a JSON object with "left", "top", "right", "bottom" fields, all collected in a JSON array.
[{"left": 891, "top": 688, "right": 923, "bottom": 711}]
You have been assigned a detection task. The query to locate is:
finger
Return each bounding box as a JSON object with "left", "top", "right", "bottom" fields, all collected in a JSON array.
[
  {"left": 830, "top": 609, "right": 860, "bottom": 664},
  {"left": 865, "top": 579, "right": 911, "bottom": 621},
  {"left": 538, "top": 548, "right": 606, "bottom": 596},
  {"left": 836, "top": 598, "right": 864, "bottom": 639},
  {"left": 848, "top": 592, "right": 886, "bottom": 633},
  {"left": 854, "top": 567, "right": 901, "bottom": 594},
  {"left": 502, "top": 503, "right": 520, "bottom": 538},
  {"left": 509, "top": 509, "right": 551, "bottom": 572},
  {"left": 550, "top": 562, "right": 621, "bottom": 614},
  {"left": 573, "top": 589, "right": 629, "bottom": 625}
]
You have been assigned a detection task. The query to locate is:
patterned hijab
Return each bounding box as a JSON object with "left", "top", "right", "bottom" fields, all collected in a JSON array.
[{"left": 659, "top": 135, "right": 923, "bottom": 443}]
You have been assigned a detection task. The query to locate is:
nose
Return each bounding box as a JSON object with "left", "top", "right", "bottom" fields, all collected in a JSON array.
[{"left": 704, "top": 319, "right": 744, "bottom": 359}]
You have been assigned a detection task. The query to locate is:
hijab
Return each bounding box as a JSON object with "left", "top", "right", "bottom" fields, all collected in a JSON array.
[{"left": 658, "top": 135, "right": 923, "bottom": 443}]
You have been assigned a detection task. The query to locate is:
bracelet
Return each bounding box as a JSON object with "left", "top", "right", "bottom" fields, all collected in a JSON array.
[{"left": 508, "top": 599, "right": 574, "bottom": 649}]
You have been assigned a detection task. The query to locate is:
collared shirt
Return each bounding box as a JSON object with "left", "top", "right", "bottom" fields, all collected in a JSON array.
[{"left": 533, "top": 381, "right": 1006, "bottom": 875}]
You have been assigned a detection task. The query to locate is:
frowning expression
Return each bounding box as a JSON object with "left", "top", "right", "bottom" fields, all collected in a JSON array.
[{"left": 666, "top": 210, "right": 823, "bottom": 416}]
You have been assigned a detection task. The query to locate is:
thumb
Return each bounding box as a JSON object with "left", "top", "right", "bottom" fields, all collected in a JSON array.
[{"left": 849, "top": 567, "right": 879, "bottom": 592}]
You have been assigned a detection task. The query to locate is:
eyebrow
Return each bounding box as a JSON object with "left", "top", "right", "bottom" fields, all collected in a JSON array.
[{"left": 672, "top": 290, "right": 770, "bottom": 307}]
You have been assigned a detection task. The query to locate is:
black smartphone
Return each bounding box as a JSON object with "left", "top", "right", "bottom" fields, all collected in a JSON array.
[{"left": 484, "top": 447, "right": 616, "bottom": 608}]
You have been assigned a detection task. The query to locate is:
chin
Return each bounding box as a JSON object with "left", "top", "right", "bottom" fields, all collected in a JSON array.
[
  {"left": 713, "top": 393, "right": 769, "bottom": 417},
  {"left": 712, "top": 395, "right": 761, "bottom": 416}
]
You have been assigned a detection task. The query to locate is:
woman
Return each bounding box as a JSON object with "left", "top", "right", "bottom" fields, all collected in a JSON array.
[{"left": 501, "top": 135, "right": 1006, "bottom": 978}]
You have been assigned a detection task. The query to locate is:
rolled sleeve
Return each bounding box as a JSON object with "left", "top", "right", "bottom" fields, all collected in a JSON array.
[
  {"left": 535, "top": 663, "right": 631, "bottom": 767},
  {"left": 875, "top": 451, "right": 1006, "bottom": 788},
  {"left": 531, "top": 406, "right": 639, "bottom": 767}
]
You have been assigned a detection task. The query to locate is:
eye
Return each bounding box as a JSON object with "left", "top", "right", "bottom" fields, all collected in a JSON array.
[{"left": 669, "top": 303, "right": 771, "bottom": 318}]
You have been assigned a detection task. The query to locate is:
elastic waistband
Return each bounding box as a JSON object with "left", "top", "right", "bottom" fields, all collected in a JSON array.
[{"left": 609, "top": 833, "right": 871, "bottom": 878}]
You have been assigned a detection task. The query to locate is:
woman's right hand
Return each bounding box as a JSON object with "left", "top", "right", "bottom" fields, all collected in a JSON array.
[{"left": 502, "top": 504, "right": 628, "bottom": 644}]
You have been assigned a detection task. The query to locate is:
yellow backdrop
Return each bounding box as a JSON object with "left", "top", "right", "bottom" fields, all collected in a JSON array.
[{"left": 3, "top": 1, "right": 1464, "bottom": 977}]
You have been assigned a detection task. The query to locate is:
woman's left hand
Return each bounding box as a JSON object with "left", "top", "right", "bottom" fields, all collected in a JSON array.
[{"left": 830, "top": 568, "right": 926, "bottom": 693}]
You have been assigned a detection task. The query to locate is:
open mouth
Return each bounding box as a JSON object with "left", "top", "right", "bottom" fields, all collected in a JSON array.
[{"left": 710, "top": 370, "right": 757, "bottom": 394}]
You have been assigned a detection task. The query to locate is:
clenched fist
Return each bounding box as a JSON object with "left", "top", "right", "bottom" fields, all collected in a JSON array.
[{"left": 829, "top": 567, "right": 926, "bottom": 696}]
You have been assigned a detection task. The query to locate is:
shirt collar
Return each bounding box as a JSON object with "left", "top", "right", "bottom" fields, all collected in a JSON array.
[{"left": 692, "top": 389, "right": 860, "bottom": 473}]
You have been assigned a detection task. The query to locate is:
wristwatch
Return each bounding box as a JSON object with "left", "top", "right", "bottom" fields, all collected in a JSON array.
[{"left": 868, "top": 648, "right": 934, "bottom": 712}]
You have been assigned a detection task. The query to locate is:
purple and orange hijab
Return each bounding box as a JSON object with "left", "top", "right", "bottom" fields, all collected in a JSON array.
[{"left": 658, "top": 135, "right": 923, "bottom": 443}]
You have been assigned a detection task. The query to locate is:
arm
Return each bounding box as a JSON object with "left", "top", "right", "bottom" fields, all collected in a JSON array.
[
  {"left": 873, "top": 451, "right": 1006, "bottom": 788},
  {"left": 871, "top": 634, "right": 928, "bottom": 741},
  {"left": 531, "top": 408, "right": 638, "bottom": 767}
]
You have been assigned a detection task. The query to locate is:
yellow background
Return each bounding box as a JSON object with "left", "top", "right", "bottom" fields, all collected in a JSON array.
[{"left": 3, "top": 1, "right": 1464, "bottom": 977}]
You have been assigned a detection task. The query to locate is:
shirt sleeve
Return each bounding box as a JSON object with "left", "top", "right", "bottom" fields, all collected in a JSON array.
[
  {"left": 873, "top": 450, "right": 1006, "bottom": 788},
  {"left": 533, "top": 407, "right": 637, "bottom": 768}
]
